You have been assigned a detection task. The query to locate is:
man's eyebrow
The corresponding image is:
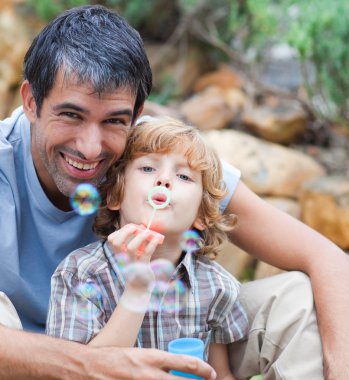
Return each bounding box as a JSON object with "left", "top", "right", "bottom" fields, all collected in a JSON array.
[
  {"left": 106, "top": 109, "right": 133, "bottom": 118},
  {"left": 52, "top": 103, "right": 87, "bottom": 113},
  {"left": 51, "top": 103, "right": 133, "bottom": 118}
]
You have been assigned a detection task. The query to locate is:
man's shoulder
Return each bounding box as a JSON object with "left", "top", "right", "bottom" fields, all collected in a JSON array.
[{"left": 0, "top": 107, "right": 27, "bottom": 141}]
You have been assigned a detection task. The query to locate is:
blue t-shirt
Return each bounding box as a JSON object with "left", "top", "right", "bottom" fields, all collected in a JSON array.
[{"left": 0, "top": 107, "right": 241, "bottom": 333}]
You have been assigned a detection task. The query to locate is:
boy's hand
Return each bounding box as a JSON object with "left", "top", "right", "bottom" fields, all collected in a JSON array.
[{"left": 107, "top": 223, "right": 164, "bottom": 263}]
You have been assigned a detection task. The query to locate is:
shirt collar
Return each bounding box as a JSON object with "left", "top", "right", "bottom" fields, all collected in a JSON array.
[{"left": 173, "top": 250, "right": 210, "bottom": 292}]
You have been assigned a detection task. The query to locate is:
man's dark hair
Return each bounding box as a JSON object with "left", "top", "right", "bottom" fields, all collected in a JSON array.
[{"left": 23, "top": 5, "right": 152, "bottom": 120}]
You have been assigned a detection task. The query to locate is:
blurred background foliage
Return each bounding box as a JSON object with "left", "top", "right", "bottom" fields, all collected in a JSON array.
[{"left": 24, "top": 0, "right": 349, "bottom": 127}]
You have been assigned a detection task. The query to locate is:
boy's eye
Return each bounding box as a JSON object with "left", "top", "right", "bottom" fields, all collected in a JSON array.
[
  {"left": 178, "top": 174, "right": 191, "bottom": 181},
  {"left": 142, "top": 166, "right": 154, "bottom": 173}
]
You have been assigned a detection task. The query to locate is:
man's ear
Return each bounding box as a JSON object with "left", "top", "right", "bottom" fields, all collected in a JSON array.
[
  {"left": 20, "top": 80, "right": 37, "bottom": 124},
  {"left": 133, "top": 103, "right": 144, "bottom": 124},
  {"left": 193, "top": 217, "right": 206, "bottom": 231}
]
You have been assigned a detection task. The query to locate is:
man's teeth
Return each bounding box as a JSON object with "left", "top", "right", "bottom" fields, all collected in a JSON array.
[{"left": 64, "top": 156, "right": 98, "bottom": 170}]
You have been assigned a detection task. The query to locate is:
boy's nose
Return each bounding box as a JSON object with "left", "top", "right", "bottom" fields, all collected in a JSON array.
[{"left": 156, "top": 179, "right": 171, "bottom": 189}]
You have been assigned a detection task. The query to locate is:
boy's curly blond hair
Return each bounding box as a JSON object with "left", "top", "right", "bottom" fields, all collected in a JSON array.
[{"left": 93, "top": 116, "right": 236, "bottom": 259}]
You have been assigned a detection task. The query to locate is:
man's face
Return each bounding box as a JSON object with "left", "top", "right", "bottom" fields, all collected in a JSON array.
[{"left": 22, "top": 71, "right": 137, "bottom": 208}]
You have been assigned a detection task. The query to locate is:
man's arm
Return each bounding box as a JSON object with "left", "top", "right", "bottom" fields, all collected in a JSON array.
[
  {"left": 209, "top": 343, "right": 236, "bottom": 380},
  {"left": 0, "top": 325, "right": 216, "bottom": 380},
  {"left": 226, "top": 181, "right": 349, "bottom": 379}
]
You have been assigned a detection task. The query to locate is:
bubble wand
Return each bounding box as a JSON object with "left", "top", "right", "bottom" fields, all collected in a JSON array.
[{"left": 146, "top": 186, "right": 171, "bottom": 231}]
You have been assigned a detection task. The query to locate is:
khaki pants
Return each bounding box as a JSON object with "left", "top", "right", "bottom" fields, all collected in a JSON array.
[
  {"left": 0, "top": 272, "right": 323, "bottom": 379},
  {"left": 0, "top": 291, "right": 22, "bottom": 330},
  {"left": 229, "top": 271, "right": 324, "bottom": 380}
]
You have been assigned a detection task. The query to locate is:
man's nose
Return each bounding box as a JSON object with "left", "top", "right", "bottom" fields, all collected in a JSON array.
[{"left": 75, "top": 124, "right": 103, "bottom": 160}]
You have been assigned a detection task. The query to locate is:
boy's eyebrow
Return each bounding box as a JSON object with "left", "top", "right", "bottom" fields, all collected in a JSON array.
[{"left": 52, "top": 103, "right": 133, "bottom": 118}]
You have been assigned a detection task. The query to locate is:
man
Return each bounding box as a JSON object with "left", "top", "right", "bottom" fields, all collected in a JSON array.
[
  {"left": 0, "top": 5, "right": 215, "bottom": 380},
  {"left": 0, "top": 4, "right": 348, "bottom": 380}
]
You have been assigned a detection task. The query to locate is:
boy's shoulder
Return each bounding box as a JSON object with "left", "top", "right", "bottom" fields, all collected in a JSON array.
[
  {"left": 189, "top": 254, "right": 241, "bottom": 303},
  {"left": 193, "top": 253, "right": 240, "bottom": 285},
  {"left": 54, "top": 239, "right": 108, "bottom": 280}
]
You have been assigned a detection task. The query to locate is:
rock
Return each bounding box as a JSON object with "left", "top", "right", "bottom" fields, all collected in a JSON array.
[
  {"left": 256, "top": 43, "right": 302, "bottom": 92},
  {"left": 0, "top": 2, "right": 43, "bottom": 118},
  {"left": 202, "top": 129, "right": 326, "bottom": 198},
  {"left": 193, "top": 64, "right": 244, "bottom": 92},
  {"left": 180, "top": 86, "right": 243, "bottom": 130},
  {"left": 145, "top": 43, "right": 212, "bottom": 97},
  {"left": 215, "top": 240, "right": 254, "bottom": 279},
  {"left": 300, "top": 175, "right": 349, "bottom": 249},
  {"left": 242, "top": 98, "right": 307, "bottom": 144},
  {"left": 0, "top": 7, "right": 28, "bottom": 118},
  {"left": 263, "top": 196, "right": 301, "bottom": 218},
  {"left": 223, "top": 88, "right": 247, "bottom": 112},
  {"left": 141, "top": 100, "right": 182, "bottom": 119}
]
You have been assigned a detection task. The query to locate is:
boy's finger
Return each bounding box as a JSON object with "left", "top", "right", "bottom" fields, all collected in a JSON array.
[
  {"left": 107, "top": 223, "right": 138, "bottom": 252},
  {"left": 126, "top": 229, "right": 152, "bottom": 255},
  {"left": 139, "top": 235, "right": 163, "bottom": 258}
]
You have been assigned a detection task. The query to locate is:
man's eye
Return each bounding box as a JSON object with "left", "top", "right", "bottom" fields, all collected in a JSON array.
[
  {"left": 142, "top": 166, "right": 154, "bottom": 173},
  {"left": 105, "top": 118, "right": 126, "bottom": 125},
  {"left": 61, "top": 112, "right": 79, "bottom": 119}
]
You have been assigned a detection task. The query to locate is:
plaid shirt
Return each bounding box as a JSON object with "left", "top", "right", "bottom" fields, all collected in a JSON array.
[{"left": 47, "top": 240, "right": 248, "bottom": 357}]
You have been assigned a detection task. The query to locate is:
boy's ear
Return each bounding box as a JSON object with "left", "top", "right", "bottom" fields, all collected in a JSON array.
[
  {"left": 21, "top": 80, "right": 37, "bottom": 124},
  {"left": 106, "top": 193, "right": 120, "bottom": 211},
  {"left": 193, "top": 217, "right": 206, "bottom": 231}
]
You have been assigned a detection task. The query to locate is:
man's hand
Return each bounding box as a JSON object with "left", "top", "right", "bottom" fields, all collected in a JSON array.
[
  {"left": 86, "top": 346, "right": 217, "bottom": 380},
  {"left": 0, "top": 326, "right": 216, "bottom": 380}
]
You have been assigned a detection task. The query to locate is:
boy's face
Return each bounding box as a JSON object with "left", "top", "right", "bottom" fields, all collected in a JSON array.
[
  {"left": 116, "top": 152, "right": 204, "bottom": 235},
  {"left": 21, "top": 70, "right": 137, "bottom": 209}
]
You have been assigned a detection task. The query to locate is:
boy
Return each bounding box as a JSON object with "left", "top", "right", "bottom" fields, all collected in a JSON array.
[{"left": 47, "top": 117, "right": 248, "bottom": 380}]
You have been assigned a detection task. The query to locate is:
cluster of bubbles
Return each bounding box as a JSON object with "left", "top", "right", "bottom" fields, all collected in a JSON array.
[
  {"left": 70, "top": 183, "right": 101, "bottom": 216},
  {"left": 118, "top": 229, "right": 201, "bottom": 314},
  {"left": 117, "top": 258, "right": 185, "bottom": 314},
  {"left": 74, "top": 231, "right": 201, "bottom": 319}
]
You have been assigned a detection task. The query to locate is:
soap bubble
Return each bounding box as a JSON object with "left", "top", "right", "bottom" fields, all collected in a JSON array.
[
  {"left": 70, "top": 183, "right": 101, "bottom": 216},
  {"left": 76, "top": 280, "right": 101, "bottom": 299},
  {"left": 75, "top": 280, "right": 102, "bottom": 320},
  {"left": 150, "top": 278, "right": 186, "bottom": 314},
  {"left": 179, "top": 229, "right": 201, "bottom": 253},
  {"left": 150, "top": 278, "right": 187, "bottom": 313},
  {"left": 123, "top": 262, "right": 154, "bottom": 291},
  {"left": 114, "top": 252, "right": 130, "bottom": 270},
  {"left": 148, "top": 259, "right": 187, "bottom": 313},
  {"left": 161, "top": 279, "right": 186, "bottom": 314},
  {"left": 150, "top": 258, "right": 175, "bottom": 283},
  {"left": 121, "top": 262, "right": 155, "bottom": 312}
]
